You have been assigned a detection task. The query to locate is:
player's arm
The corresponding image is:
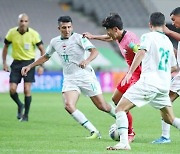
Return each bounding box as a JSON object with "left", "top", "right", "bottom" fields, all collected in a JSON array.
[
  {"left": 21, "top": 55, "right": 49, "bottom": 76},
  {"left": 121, "top": 49, "right": 145, "bottom": 86},
  {"left": 79, "top": 48, "right": 98, "bottom": 69},
  {"left": 163, "top": 25, "right": 180, "bottom": 41},
  {"left": 36, "top": 42, "right": 46, "bottom": 75},
  {"left": 83, "top": 32, "right": 113, "bottom": 42},
  {"left": 2, "top": 41, "right": 10, "bottom": 72}
]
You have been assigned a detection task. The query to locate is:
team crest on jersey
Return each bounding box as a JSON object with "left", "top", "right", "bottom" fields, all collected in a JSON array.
[{"left": 62, "top": 43, "right": 67, "bottom": 50}]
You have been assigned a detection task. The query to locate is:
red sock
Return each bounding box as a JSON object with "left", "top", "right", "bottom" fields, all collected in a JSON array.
[{"left": 126, "top": 111, "right": 134, "bottom": 134}]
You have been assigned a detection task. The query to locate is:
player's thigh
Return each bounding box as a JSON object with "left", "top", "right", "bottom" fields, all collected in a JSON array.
[
  {"left": 24, "top": 82, "right": 32, "bottom": 96},
  {"left": 116, "top": 97, "right": 135, "bottom": 112},
  {"left": 62, "top": 91, "right": 80, "bottom": 106},
  {"left": 169, "top": 90, "right": 179, "bottom": 102},
  {"left": 112, "top": 89, "right": 123, "bottom": 105}
]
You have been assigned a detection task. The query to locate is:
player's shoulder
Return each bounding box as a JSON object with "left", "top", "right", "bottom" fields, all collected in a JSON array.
[
  {"left": 50, "top": 36, "right": 61, "bottom": 44},
  {"left": 28, "top": 27, "right": 39, "bottom": 35},
  {"left": 8, "top": 27, "right": 18, "bottom": 33}
]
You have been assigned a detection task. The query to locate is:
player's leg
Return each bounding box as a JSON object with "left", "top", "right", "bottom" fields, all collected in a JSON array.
[
  {"left": 62, "top": 91, "right": 100, "bottom": 138},
  {"left": 107, "top": 97, "right": 135, "bottom": 150},
  {"left": 9, "top": 61, "right": 24, "bottom": 119},
  {"left": 160, "top": 106, "right": 180, "bottom": 129},
  {"left": 90, "top": 94, "right": 115, "bottom": 118},
  {"left": 19, "top": 82, "right": 32, "bottom": 122},
  {"left": 113, "top": 85, "right": 135, "bottom": 142},
  {"left": 152, "top": 91, "right": 179, "bottom": 144}
]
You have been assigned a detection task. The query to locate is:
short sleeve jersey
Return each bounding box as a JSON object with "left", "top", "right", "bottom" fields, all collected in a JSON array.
[
  {"left": 116, "top": 31, "right": 141, "bottom": 74},
  {"left": 176, "top": 41, "right": 180, "bottom": 67},
  {"left": 46, "top": 33, "right": 96, "bottom": 79},
  {"left": 5, "top": 27, "right": 42, "bottom": 60},
  {"left": 139, "top": 31, "right": 177, "bottom": 90}
]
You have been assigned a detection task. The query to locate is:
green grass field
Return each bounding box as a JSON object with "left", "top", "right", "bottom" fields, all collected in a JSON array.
[{"left": 0, "top": 93, "right": 180, "bottom": 154}]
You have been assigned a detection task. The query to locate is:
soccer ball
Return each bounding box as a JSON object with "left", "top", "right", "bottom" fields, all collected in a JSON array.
[{"left": 109, "top": 123, "right": 120, "bottom": 141}]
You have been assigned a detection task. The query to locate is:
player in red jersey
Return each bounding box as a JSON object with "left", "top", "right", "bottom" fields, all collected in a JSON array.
[{"left": 84, "top": 13, "right": 141, "bottom": 143}]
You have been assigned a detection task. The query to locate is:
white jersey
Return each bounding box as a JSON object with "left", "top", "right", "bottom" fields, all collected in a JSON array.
[
  {"left": 45, "top": 33, "right": 96, "bottom": 79},
  {"left": 139, "top": 31, "right": 177, "bottom": 91},
  {"left": 177, "top": 42, "right": 180, "bottom": 67}
]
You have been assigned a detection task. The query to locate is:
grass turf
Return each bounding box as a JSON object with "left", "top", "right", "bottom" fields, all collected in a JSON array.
[{"left": 0, "top": 93, "right": 180, "bottom": 154}]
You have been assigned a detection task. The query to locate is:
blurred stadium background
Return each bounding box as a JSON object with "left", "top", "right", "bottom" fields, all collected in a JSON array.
[{"left": 0, "top": 0, "right": 179, "bottom": 93}]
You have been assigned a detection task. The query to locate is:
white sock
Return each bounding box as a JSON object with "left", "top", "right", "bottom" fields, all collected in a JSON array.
[
  {"left": 116, "top": 111, "right": 128, "bottom": 145},
  {"left": 161, "top": 120, "right": 170, "bottom": 139},
  {"left": 172, "top": 117, "right": 180, "bottom": 130},
  {"left": 71, "top": 109, "right": 98, "bottom": 133},
  {"left": 109, "top": 102, "right": 116, "bottom": 118}
]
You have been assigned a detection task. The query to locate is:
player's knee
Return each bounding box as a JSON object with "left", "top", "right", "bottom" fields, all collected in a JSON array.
[
  {"left": 64, "top": 102, "right": 75, "bottom": 113},
  {"left": 9, "top": 88, "right": 16, "bottom": 94}
]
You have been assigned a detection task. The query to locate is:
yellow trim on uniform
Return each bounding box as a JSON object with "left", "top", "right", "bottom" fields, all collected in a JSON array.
[{"left": 5, "top": 27, "right": 41, "bottom": 60}]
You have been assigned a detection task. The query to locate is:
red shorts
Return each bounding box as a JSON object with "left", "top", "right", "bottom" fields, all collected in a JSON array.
[{"left": 117, "top": 72, "right": 140, "bottom": 94}]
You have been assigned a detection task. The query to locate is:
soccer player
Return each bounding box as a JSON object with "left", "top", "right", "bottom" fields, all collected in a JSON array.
[
  {"left": 83, "top": 13, "right": 140, "bottom": 142},
  {"left": 21, "top": 16, "right": 115, "bottom": 139},
  {"left": 2, "top": 13, "right": 45, "bottom": 122},
  {"left": 152, "top": 7, "right": 180, "bottom": 144},
  {"left": 106, "top": 12, "right": 180, "bottom": 150}
]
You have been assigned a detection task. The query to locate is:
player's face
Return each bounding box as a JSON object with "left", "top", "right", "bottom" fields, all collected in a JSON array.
[
  {"left": 106, "top": 28, "right": 118, "bottom": 40},
  {"left": 18, "top": 15, "right": 29, "bottom": 30},
  {"left": 170, "top": 14, "right": 180, "bottom": 28},
  {"left": 58, "top": 22, "right": 73, "bottom": 39}
]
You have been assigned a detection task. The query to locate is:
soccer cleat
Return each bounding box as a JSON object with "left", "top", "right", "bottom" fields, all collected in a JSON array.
[
  {"left": 19, "top": 115, "right": 28, "bottom": 122},
  {"left": 152, "top": 136, "right": 171, "bottom": 144},
  {"left": 128, "top": 132, "right": 135, "bottom": 143},
  {"left": 17, "top": 104, "right": 24, "bottom": 120},
  {"left": 106, "top": 142, "right": 131, "bottom": 150},
  {"left": 86, "top": 131, "right": 101, "bottom": 139}
]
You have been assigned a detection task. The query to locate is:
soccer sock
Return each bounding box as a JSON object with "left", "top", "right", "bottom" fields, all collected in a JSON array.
[
  {"left": 24, "top": 96, "right": 32, "bottom": 116},
  {"left": 108, "top": 103, "right": 116, "bottom": 118},
  {"left": 116, "top": 111, "right": 128, "bottom": 145},
  {"left": 172, "top": 117, "right": 180, "bottom": 130},
  {"left": 126, "top": 111, "right": 133, "bottom": 134},
  {"left": 161, "top": 120, "right": 170, "bottom": 139},
  {"left": 71, "top": 109, "right": 98, "bottom": 133},
  {"left": 10, "top": 92, "right": 23, "bottom": 107}
]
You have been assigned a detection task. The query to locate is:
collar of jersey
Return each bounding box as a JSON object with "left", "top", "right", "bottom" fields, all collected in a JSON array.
[
  {"left": 17, "top": 28, "right": 29, "bottom": 35},
  {"left": 60, "top": 32, "right": 74, "bottom": 40},
  {"left": 118, "top": 30, "right": 127, "bottom": 43},
  {"left": 155, "top": 30, "right": 165, "bottom": 35}
]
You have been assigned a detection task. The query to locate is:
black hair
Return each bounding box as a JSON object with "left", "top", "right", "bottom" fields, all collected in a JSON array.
[
  {"left": 102, "top": 13, "right": 123, "bottom": 30},
  {"left": 58, "top": 16, "right": 72, "bottom": 25},
  {"left": 170, "top": 7, "right": 180, "bottom": 16},
  {"left": 150, "top": 12, "right": 165, "bottom": 27}
]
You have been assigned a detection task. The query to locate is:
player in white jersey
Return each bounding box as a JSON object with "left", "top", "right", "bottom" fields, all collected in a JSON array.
[
  {"left": 152, "top": 7, "right": 180, "bottom": 144},
  {"left": 21, "top": 16, "right": 115, "bottom": 139},
  {"left": 106, "top": 12, "right": 180, "bottom": 151}
]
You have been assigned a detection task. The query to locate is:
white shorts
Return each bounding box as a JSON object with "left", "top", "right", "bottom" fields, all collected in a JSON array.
[
  {"left": 62, "top": 76, "right": 102, "bottom": 97},
  {"left": 123, "top": 80, "right": 172, "bottom": 109},
  {"left": 170, "top": 72, "right": 180, "bottom": 95}
]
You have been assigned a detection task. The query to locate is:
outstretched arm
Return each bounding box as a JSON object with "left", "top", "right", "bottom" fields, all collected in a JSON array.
[
  {"left": 121, "top": 49, "right": 146, "bottom": 86},
  {"left": 21, "top": 55, "right": 49, "bottom": 76},
  {"left": 163, "top": 25, "right": 180, "bottom": 41},
  {"left": 83, "top": 32, "right": 113, "bottom": 42}
]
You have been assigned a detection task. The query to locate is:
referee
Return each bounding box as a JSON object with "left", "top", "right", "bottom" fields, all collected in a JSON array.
[{"left": 2, "top": 13, "right": 45, "bottom": 122}]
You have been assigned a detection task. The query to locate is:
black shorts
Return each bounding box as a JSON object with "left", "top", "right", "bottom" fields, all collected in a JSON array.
[{"left": 10, "top": 59, "right": 35, "bottom": 84}]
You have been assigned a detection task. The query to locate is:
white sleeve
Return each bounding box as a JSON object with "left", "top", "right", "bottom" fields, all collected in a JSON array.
[
  {"left": 139, "top": 34, "right": 151, "bottom": 52},
  {"left": 45, "top": 39, "right": 55, "bottom": 58},
  {"left": 77, "top": 34, "right": 95, "bottom": 50}
]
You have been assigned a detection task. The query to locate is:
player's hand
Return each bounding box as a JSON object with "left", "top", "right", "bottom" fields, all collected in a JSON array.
[
  {"left": 163, "top": 25, "right": 171, "bottom": 35},
  {"left": 21, "top": 65, "right": 31, "bottom": 76},
  {"left": 79, "top": 60, "right": 89, "bottom": 69},
  {"left": 83, "top": 32, "right": 94, "bottom": 39},
  {"left": 121, "top": 72, "right": 132, "bottom": 86},
  {"left": 3, "top": 63, "right": 9, "bottom": 72},
  {"left": 37, "top": 65, "right": 44, "bottom": 76}
]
